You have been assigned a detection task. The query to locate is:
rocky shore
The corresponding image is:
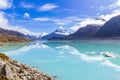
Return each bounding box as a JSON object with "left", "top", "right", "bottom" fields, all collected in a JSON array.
[{"left": 0, "top": 53, "right": 53, "bottom": 80}]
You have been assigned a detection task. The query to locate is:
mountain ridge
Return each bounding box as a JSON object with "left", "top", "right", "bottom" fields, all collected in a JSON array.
[
  {"left": 67, "top": 24, "right": 101, "bottom": 40},
  {"left": 0, "top": 27, "right": 31, "bottom": 42},
  {"left": 41, "top": 15, "right": 120, "bottom": 40},
  {"left": 41, "top": 27, "right": 70, "bottom": 40},
  {"left": 96, "top": 15, "right": 120, "bottom": 37}
]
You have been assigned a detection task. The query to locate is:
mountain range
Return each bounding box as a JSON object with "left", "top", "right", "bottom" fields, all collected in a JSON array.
[
  {"left": 41, "top": 27, "right": 70, "bottom": 40},
  {"left": 41, "top": 15, "right": 120, "bottom": 40},
  {"left": 1, "top": 14, "right": 120, "bottom": 42}
]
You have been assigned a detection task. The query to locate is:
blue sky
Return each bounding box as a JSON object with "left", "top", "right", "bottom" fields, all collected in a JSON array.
[{"left": 0, "top": 0, "right": 120, "bottom": 33}]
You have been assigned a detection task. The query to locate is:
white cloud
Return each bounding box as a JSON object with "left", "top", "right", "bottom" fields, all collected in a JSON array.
[
  {"left": 0, "top": 0, "right": 12, "bottom": 9},
  {"left": 40, "top": 32, "right": 48, "bottom": 37},
  {"left": 69, "top": 0, "right": 120, "bottom": 32},
  {"left": 53, "top": 16, "right": 82, "bottom": 25},
  {"left": 70, "top": 8, "right": 120, "bottom": 32},
  {"left": 12, "top": 26, "right": 41, "bottom": 37},
  {"left": 20, "top": 2, "right": 58, "bottom": 11},
  {"left": 23, "top": 12, "right": 30, "bottom": 18},
  {"left": 77, "top": 18, "right": 105, "bottom": 27},
  {"left": 0, "top": 12, "right": 10, "bottom": 29},
  {"left": 109, "top": 0, "right": 120, "bottom": 9},
  {"left": 20, "top": 1, "right": 35, "bottom": 9},
  {"left": 99, "top": 9, "right": 120, "bottom": 21},
  {"left": 39, "top": 3, "right": 58, "bottom": 11},
  {"left": 97, "top": 0, "right": 120, "bottom": 24},
  {"left": 32, "top": 16, "right": 82, "bottom": 26},
  {"left": 99, "top": 0, "right": 120, "bottom": 10},
  {"left": 0, "top": 12, "right": 41, "bottom": 37},
  {"left": 32, "top": 17, "right": 73, "bottom": 25},
  {"left": 69, "top": 26, "right": 79, "bottom": 32},
  {"left": 32, "top": 17, "right": 50, "bottom": 21},
  {"left": 70, "top": 18, "right": 105, "bottom": 32},
  {"left": 32, "top": 9, "right": 120, "bottom": 32}
]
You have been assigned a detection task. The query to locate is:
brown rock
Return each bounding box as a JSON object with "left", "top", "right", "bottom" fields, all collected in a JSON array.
[{"left": 0, "top": 54, "right": 53, "bottom": 80}]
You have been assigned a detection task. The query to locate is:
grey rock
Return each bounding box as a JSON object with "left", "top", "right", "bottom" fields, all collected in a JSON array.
[{"left": 0, "top": 54, "right": 53, "bottom": 80}]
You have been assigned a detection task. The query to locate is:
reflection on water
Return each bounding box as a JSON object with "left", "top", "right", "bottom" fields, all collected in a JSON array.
[
  {"left": 43, "top": 41, "right": 120, "bottom": 70},
  {"left": 1, "top": 40, "right": 120, "bottom": 80},
  {"left": 3, "top": 42, "right": 48, "bottom": 55},
  {"left": 0, "top": 43, "right": 28, "bottom": 52}
]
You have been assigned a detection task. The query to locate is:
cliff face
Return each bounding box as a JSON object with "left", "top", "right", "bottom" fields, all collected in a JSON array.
[{"left": 0, "top": 53, "right": 52, "bottom": 80}]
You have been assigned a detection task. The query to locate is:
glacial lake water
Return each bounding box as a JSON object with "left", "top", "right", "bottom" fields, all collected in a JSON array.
[{"left": 1, "top": 40, "right": 120, "bottom": 80}]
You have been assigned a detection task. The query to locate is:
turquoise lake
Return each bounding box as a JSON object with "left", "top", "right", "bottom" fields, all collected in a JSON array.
[{"left": 1, "top": 40, "right": 120, "bottom": 80}]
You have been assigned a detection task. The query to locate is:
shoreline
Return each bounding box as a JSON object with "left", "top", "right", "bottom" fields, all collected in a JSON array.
[{"left": 0, "top": 53, "right": 53, "bottom": 80}]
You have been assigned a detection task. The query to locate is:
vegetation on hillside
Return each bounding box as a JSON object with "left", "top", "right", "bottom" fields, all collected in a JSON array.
[
  {"left": 0, "top": 34, "right": 31, "bottom": 43},
  {"left": 0, "top": 53, "right": 9, "bottom": 60}
]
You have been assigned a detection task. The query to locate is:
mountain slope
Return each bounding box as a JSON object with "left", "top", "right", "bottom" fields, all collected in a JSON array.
[
  {"left": 0, "top": 28, "right": 31, "bottom": 42},
  {"left": 67, "top": 24, "right": 101, "bottom": 39},
  {"left": 41, "top": 27, "right": 70, "bottom": 40},
  {"left": 0, "top": 28, "right": 26, "bottom": 37},
  {"left": 96, "top": 15, "right": 120, "bottom": 37}
]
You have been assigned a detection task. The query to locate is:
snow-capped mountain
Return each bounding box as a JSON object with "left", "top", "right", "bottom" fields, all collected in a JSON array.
[
  {"left": 0, "top": 13, "right": 44, "bottom": 40},
  {"left": 2, "top": 26, "right": 42, "bottom": 39},
  {"left": 67, "top": 24, "right": 101, "bottom": 40},
  {"left": 96, "top": 15, "right": 120, "bottom": 37},
  {"left": 25, "top": 31, "right": 48, "bottom": 40},
  {"left": 66, "top": 14, "right": 120, "bottom": 40},
  {"left": 69, "top": 17, "right": 106, "bottom": 33},
  {"left": 0, "top": 25, "right": 47, "bottom": 40},
  {"left": 41, "top": 27, "right": 70, "bottom": 40}
]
